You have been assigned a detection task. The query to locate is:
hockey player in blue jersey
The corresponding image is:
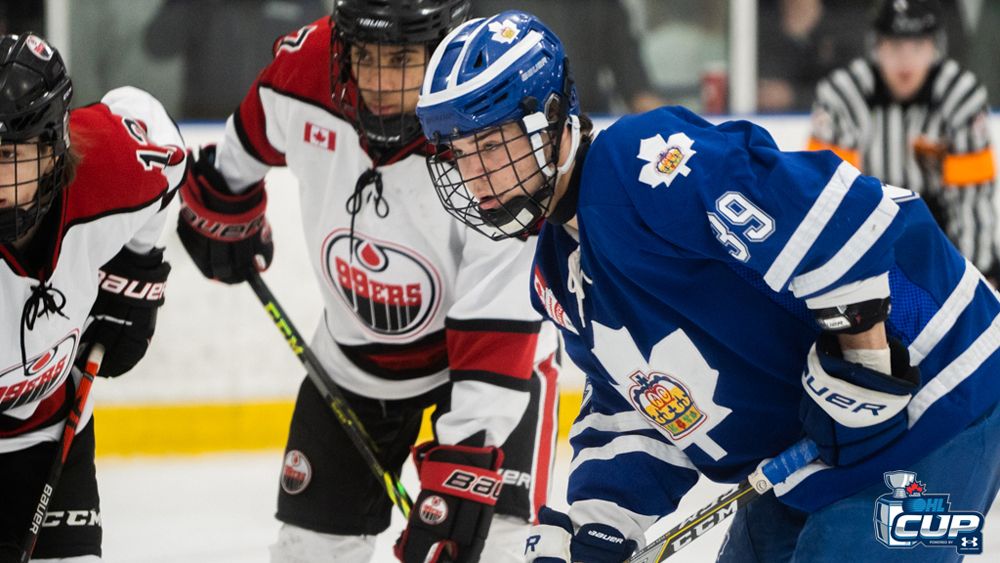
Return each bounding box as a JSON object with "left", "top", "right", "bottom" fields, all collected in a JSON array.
[{"left": 415, "top": 10, "right": 1000, "bottom": 563}]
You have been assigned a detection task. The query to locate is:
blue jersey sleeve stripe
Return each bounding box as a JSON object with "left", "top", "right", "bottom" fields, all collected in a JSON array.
[
  {"left": 569, "top": 410, "right": 654, "bottom": 441},
  {"left": 909, "top": 260, "right": 981, "bottom": 364},
  {"left": 570, "top": 434, "right": 696, "bottom": 474},
  {"left": 764, "top": 161, "right": 861, "bottom": 291},
  {"left": 789, "top": 192, "right": 900, "bottom": 298},
  {"left": 908, "top": 310, "right": 1000, "bottom": 426}
]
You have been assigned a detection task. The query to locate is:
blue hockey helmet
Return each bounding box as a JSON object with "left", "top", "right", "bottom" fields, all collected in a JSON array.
[{"left": 416, "top": 10, "right": 581, "bottom": 240}]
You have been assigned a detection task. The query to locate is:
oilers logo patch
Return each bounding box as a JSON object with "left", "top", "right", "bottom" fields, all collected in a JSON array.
[
  {"left": 323, "top": 229, "right": 442, "bottom": 339},
  {"left": 0, "top": 332, "right": 77, "bottom": 411},
  {"left": 418, "top": 495, "right": 449, "bottom": 525},
  {"left": 280, "top": 450, "right": 312, "bottom": 495},
  {"left": 627, "top": 371, "right": 705, "bottom": 439}
]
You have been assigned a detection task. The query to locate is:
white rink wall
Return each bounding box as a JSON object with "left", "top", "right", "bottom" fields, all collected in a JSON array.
[{"left": 94, "top": 114, "right": 1000, "bottom": 407}]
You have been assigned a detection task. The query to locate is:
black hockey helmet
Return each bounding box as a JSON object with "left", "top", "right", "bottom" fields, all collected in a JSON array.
[
  {"left": 872, "top": 0, "right": 942, "bottom": 37},
  {"left": 334, "top": 0, "right": 470, "bottom": 45},
  {"left": 0, "top": 32, "right": 73, "bottom": 242},
  {"left": 331, "top": 0, "right": 471, "bottom": 150}
]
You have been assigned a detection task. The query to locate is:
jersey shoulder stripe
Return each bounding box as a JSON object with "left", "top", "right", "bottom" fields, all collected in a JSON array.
[
  {"left": 258, "top": 16, "right": 335, "bottom": 111},
  {"left": 64, "top": 99, "right": 185, "bottom": 227},
  {"left": 235, "top": 16, "right": 337, "bottom": 166}
]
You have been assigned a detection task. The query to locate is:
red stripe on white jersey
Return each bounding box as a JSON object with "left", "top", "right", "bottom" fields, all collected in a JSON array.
[
  {"left": 446, "top": 327, "right": 539, "bottom": 381},
  {"left": 530, "top": 354, "right": 560, "bottom": 522}
]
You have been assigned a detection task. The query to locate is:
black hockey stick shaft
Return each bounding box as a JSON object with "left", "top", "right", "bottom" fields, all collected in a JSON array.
[
  {"left": 19, "top": 344, "right": 105, "bottom": 563},
  {"left": 628, "top": 438, "right": 819, "bottom": 563},
  {"left": 246, "top": 272, "right": 413, "bottom": 519}
]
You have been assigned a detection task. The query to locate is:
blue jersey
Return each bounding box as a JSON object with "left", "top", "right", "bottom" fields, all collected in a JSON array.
[{"left": 531, "top": 106, "right": 1000, "bottom": 534}]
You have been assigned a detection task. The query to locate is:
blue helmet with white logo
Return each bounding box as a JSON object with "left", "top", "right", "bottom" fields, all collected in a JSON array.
[
  {"left": 417, "top": 10, "right": 578, "bottom": 140},
  {"left": 416, "top": 11, "right": 581, "bottom": 240}
]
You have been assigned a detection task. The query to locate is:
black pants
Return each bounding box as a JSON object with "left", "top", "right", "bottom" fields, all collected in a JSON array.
[
  {"left": 276, "top": 361, "right": 559, "bottom": 535},
  {"left": 0, "top": 421, "right": 102, "bottom": 562}
]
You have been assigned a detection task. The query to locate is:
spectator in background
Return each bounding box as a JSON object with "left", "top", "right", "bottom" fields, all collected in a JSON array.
[
  {"left": 808, "top": 0, "right": 999, "bottom": 280},
  {"left": 472, "top": 0, "right": 666, "bottom": 114},
  {"left": 144, "top": 0, "right": 326, "bottom": 119},
  {"left": 757, "top": 0, "right": 864, "bottom": 112}
]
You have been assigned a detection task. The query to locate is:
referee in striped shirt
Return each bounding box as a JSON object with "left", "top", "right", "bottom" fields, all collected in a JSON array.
[{"left": 809, "top": 0, "right": 999, "bottom": 280}]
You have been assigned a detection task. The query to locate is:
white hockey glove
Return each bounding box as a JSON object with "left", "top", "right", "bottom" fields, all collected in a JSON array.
[
  {"left": 800, "top": 333, "right": 920, "bottom": 466},
  {"left": 524, "top": 506, "right": 637, "bottom": 563}
]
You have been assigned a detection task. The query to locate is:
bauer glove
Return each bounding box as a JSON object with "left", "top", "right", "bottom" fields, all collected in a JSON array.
[
  {"left": 800, "top": 333, "right": 920, "bottom": 466},
  {"left": 524, "top": 506, "right": 638, "bottom": 563},
  {"left": 394, "top": 441, "right": 504, "bottom": 563},
  {"left": 79, "top": 246, "right": 170, "bottom": 378},
  {"left": 177, "top": 144, "right": 273, "bottom": 284}
]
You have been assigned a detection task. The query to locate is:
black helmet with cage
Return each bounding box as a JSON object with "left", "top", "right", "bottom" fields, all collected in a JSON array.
[
  {"left": 331, "top": 0, "right": 471, "bottom": 150},
  {"left": 0, "top": 32, "right": 73, "bottom": 243}
]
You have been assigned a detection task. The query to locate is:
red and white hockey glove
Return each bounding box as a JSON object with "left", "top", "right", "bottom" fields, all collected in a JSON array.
[
  {"left": 394, "top": 442, "right": 504, "bottom": 563},
  {"left": 800, "top": 333, "right": 921, "bottom": 466},
  {"left": 176, "top": 145, "right": 273, "bottom": 284}
]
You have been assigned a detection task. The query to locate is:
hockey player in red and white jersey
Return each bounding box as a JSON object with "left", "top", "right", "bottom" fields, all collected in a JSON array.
[
  {"left": 174, "top": 1, "right": 560, "bottom": 562},
  {"left": 0, "top": 34, "right": 185, "bottom": 561}
]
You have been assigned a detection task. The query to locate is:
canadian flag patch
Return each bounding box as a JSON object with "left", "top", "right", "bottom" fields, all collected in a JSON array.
[{"left": 304, "top": 122, "right": 336, "bottom": 151}]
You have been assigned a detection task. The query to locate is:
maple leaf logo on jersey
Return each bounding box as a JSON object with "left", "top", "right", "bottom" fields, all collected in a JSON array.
[
  {"left": 637, "top": 132, "right": 696, "bottom": 189},
  {"left": 322, "top": 229, "right": 442, "bottom": 338}
]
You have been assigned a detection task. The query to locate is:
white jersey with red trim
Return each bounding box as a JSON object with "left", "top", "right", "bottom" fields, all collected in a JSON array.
[
  {"left": 215, "top": 17, "right": 557, "bottom": 447},
  {"left": 0, "top": 87, "right": 186, "bottom": 453}
]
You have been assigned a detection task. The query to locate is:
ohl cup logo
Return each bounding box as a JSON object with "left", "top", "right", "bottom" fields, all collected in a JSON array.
[
  {"left": 628, "top": 371, "right": 705, "bottom": 439},
  {"left": 0, "top": 333, "right": 76, "bottom": 411},
  {"left": 323, "top": 230, "right": 441, "bottom": 338},
  {"left": 874, "top": 471, "right": 984, "bottom": 554}
]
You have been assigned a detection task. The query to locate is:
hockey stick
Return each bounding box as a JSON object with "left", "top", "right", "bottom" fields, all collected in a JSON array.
[
  {"left": 246, "top": 271, "right": 414, "bottom": 519},
  {"left": 627, "top": 438, "right": 819, "bottom": 563},
  {"left": 19, "top": 344, "right": 105, "bottom": 563}
]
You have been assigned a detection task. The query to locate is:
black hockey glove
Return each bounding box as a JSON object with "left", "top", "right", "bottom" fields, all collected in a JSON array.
[
  {"left": 177, "top": 145, "right": 273, "bottom": 284},
  {"left": 78, "top": 247, "right": 170, "bottom": 378},
  {"left": 800, "top": 333, "right": 921, "bottom": 466},
  {"left": 394, "top": 442, "right": 504, "bottom": 563}
]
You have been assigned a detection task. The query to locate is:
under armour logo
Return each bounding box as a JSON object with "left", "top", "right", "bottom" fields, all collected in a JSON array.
[{"left": 961, "top": 537, "right": 979, "bottom": 548}]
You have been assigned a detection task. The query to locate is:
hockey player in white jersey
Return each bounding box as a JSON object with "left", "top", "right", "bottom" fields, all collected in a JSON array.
[
  {"left": 174, "top": 1, "right": 560, "bottom": 562},
  {"left": 0, "top": 34, "right": 185, "bottom": 561},
  {"left": 417, "top": 10, "right": 1000, "bottom": 563}
]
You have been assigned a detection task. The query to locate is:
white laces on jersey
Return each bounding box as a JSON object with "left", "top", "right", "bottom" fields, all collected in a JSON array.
[{"left": 567, "top": 247, "right": 591, "bottom": 328}]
